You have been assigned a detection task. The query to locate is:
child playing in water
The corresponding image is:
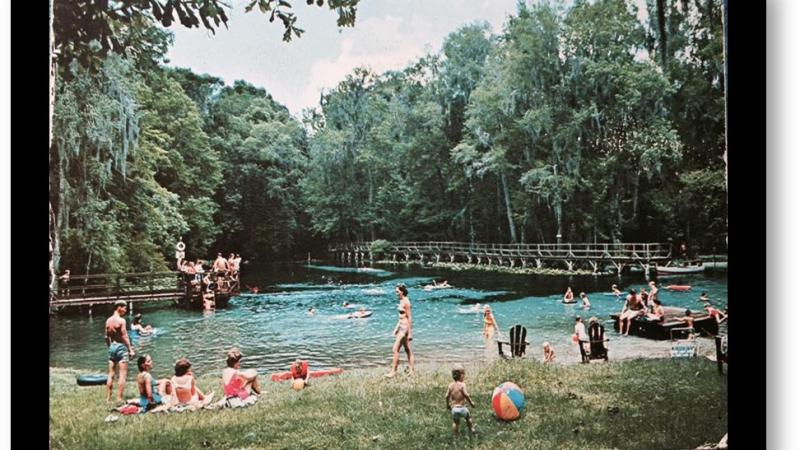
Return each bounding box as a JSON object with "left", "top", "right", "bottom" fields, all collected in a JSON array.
[
  {"left": 542, "top": 342, "right": 556, "bottom": 363},
  {"left": 445, "top": 364, "right": 476, "bottom": 439}
]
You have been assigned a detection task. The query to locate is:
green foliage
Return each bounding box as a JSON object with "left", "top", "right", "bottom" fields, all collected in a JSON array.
[{"left": 368, "top": 239, "right": 392, "bottom": 257}]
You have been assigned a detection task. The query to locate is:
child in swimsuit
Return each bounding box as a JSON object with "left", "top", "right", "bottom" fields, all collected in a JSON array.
[
  {"left": 682, "top": 309, "right": 696, "bottom": 339},
  {"left": 445, "top": 365, "right": 476, "bottom": 439},
  {"left": 542, "top": 342, "right": 556, "bottom": 363}
]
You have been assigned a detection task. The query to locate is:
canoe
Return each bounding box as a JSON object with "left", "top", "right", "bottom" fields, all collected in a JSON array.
[
  {"left": 609, "top": 306, "right": 718, "bottom": 340},
  {"left": 656, "top": 265, "right": 704, "bottom": 274},
  {"left": 665, "top": 285, "right": 692, "bottom": 291},
  {"left": 77, "top": 374, "right": 108, "bottom": 386},
  {"left": 271, "top": 368, "right": 344, "bottom": 382}
]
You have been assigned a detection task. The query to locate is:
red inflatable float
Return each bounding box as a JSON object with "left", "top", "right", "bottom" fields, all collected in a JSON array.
[
  {"left": 665, "top": 285, "right": 692, "bottom": 291},
  {"left": 270, "top": 368, "right": 344, "bottom": 382}
]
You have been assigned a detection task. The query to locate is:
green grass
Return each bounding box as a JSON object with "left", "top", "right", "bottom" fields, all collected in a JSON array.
[{"left": 50, "top": 358, "right": 726, "bottom": 449}]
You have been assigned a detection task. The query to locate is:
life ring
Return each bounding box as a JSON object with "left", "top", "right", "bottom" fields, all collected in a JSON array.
[{"left": 176, "top": 241, "right": 186, "bottom": 251}]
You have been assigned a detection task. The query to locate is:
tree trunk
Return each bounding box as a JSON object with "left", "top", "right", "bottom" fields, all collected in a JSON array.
[
  {"left": 721, "top": 0, "right": 728, "bottom": 247},
  {"left": 499, "top": 170, "right": 517, "bottom": 243},
  {"left": 49, "top": 0, "right": 59, "bottom": 289},
  {"left": 657, "top": 0, "right": 667, "bottom": 69}
]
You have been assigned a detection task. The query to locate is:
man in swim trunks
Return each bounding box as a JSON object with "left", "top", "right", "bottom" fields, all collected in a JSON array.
[
  {"left": 619, "top": 290, "right": 645, "bottom": 335},
  {"left": 106, "top": 300, "right": 135, "bottom": 402},
  {"left": 445, "top": 364, "right": 476, "bottom": 438}
]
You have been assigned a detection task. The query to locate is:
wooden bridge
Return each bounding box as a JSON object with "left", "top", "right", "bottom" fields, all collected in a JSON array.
[
  {"left": 49, "top": 271, "right": 240, "bottom": 311},
  {"left": 329, "top": 241, "right": 672, "bottom": 274}
]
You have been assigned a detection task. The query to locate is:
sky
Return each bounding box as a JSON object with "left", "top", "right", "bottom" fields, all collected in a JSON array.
[
  {"left": 165, "top": 0, "right": 520, "bottom": 116},
  {"left": 165, "top": 0, "right": 650, "bottom": 117}
]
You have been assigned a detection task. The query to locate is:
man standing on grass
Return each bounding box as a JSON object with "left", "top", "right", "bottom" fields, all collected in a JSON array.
[{"left": 105, "top": 300, "right": 135, "bottom": 402}]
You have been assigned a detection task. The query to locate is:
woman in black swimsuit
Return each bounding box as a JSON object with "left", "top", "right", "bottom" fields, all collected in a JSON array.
[{"left": 386, "top": 283, "right": 414, "bottom": 377}]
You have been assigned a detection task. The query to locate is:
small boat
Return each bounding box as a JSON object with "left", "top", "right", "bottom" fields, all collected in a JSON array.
[
  {"left": 665, "top": 285, "right": 692, "bottom": 292},
  {"left": 656, "top": 264, "right": 705, "bottom": 274},
  {"left": 610, "top": 306, "right": 718, "bottom": 340}
]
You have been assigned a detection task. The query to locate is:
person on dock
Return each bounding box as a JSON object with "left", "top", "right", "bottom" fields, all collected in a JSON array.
[
  {"left": 704, "top": 304, "right": 727, "bottom": 324},
  {"left": 213, "top": 253, "right": 229, "bottom": 275},
  {"left": 386, "top": 283, "right": 414, "bottom": 377},
  {"left": 618, "top": 290, "right": 645, "bottom": 336},
  {"left": 563, "top": 287, "right": 574, "bottom": 303},
  {"left": 681, "top": 309, "right": 696, "bottom": 339},
  {"left": 223, "top": 348, "right": 261, "bottom": 400},
  {"left": 58, "top": 269, "right": 70, "bottom": 296},
  {"left": 647, "top": 299, "right": 665, "bottom": 321},
  {"left": 580, "top": 292, "right": 591, "bottom": 309},
  {"left": 648, "top": 281, "right": 659, "bottom": 303},
  {"left": 105, "top": 300, "right": 136, "bottom": 402},
  {"left": 136, "top": 354, "right": 172, "bottom": 411},
  {"left": 639, "top": 288, "right": 649, "bottom": 308},
  {"left": 131, "top": 313, "right": 153, "bottom": 335},
  {"left": 171, "top": 358, "right": 208, "bottom": 405},
  {"left": 482, "top": 305, "right": 500, "bottom": 340},
  {"left": 542, "top": 342, "right": 556, "bottom": 363},
  {"left": 445, "top": 364, "right": 476, "bottom": 439}
]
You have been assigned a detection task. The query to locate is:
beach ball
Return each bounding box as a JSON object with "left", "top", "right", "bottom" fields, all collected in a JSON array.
[
  {"left": 492, "top": 382, "right": 525, "bottom": 421},
  {"left": 292, "top": 379, "right": 305, "bottom": 391}
]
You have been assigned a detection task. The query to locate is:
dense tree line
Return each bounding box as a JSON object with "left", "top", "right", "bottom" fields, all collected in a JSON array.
[{"left": 50, "top": 0, "right": 727, "bottom": 275}]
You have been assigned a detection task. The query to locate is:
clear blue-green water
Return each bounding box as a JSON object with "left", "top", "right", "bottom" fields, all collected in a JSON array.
[{"left": 49, "top": 262, "right": 727, "bottom": 376}]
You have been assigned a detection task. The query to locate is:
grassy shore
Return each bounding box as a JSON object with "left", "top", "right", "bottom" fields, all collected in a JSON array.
[{"left": 51, "top": 357, "right": 726, "bottom": 450}]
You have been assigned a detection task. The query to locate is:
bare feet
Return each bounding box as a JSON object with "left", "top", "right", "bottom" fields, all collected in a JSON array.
[{"left": 384, "top": 372, "right": 396, "bottom": 378}]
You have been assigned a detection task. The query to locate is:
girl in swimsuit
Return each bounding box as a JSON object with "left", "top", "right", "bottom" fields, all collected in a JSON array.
[
  {"left": 171, "top": 358, "right": 207, "bottom": 404},
  {"left": 136, "top": 354, "right": 172, "bottom": 410},
  {"left": 563, "top": 287, "right": 574, "bottom": 303},
  {"left": 222, "top": 347, "right": 261, "bottom": 399},
  {"left": 386, "top": 284, "right": 414, "bottom": 377},
  {"left": 482, "top": 306, "right": 500, "bottom": 340}
]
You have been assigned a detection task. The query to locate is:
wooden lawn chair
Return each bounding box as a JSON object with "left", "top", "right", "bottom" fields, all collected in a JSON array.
[
  {"left": 579, "top": 321, "right": 609, "bottom": 363},
  {"left": 497, "top": 324, "right": 530, "bottom": 358}
]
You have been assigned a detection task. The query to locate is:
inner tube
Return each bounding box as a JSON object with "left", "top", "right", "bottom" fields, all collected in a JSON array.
[
  {"left": 562, "top": 300, "right": 577, "bottom": 304},
  {"left": 176, "top": 241, "right": 186, "bottom": 251},
  {"left": 77, "top": 374, "right": 108, "bottom": 386}
]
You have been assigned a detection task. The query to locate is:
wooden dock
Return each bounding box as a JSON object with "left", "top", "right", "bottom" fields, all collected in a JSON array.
[
  {"left": 329, "top": 241, "right": 672, "bottom": 274},
  {"left": 49, "top": 271, "right": 239, "bottom": 310}
]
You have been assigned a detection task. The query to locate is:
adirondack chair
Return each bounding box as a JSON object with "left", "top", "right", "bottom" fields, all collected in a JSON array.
[
  {"left": 497, "top": 325, "right": 530, "bottom": 358},
  {"left": 579, "top": 321, "right": 609, "bottom": 363}
]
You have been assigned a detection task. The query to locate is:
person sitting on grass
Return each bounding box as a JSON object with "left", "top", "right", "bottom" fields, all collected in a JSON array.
[
  {"left": 136, "top": 354, "right": 173, "bottom": 411},
  {"left": 542, "top": 342, "right": 556, "bottom": 363},
  {"left": 222, "top": 348, "right": 261, "bottom": 400},
  {"left": 171, "top": 358, "right": 208, "bottom": 405},
  {"left": 290, "top": 359, "right": 311, "bottom": 388},
  {"left": 445, "top": 364, "right": 476, "bottom": 439}
]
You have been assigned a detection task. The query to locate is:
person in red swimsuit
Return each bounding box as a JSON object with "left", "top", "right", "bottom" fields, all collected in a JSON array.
[
  {"left": 291, "top": 360, "right": 310, "bottom": 387},
  {"left": 222, "top": 348, "right": 261, "bottom": 400}
]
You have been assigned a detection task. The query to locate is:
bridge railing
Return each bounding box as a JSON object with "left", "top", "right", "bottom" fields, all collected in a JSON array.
[
  {"left": 328, "top": 241, "right": 671, "bottom": 260},
  {"left": 51, "top": 271, "right": 182, "bottom": 301}
]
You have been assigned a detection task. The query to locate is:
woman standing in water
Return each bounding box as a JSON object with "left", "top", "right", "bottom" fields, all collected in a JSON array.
[
  {"left": 386, "top": 284, "right": 414, "bottom": 377},
  {"left": 482, "top": 305, "right": 500, "bottom": 340}
]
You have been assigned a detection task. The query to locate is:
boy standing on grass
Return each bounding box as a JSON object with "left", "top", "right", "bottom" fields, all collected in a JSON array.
[{"left": 445, "top": 364, "right": 476, "bottom": 439}]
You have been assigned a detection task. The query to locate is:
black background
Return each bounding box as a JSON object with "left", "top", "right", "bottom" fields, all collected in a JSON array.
[{"left": 11, "top": 1, "right": 764, "bottom": 448}]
